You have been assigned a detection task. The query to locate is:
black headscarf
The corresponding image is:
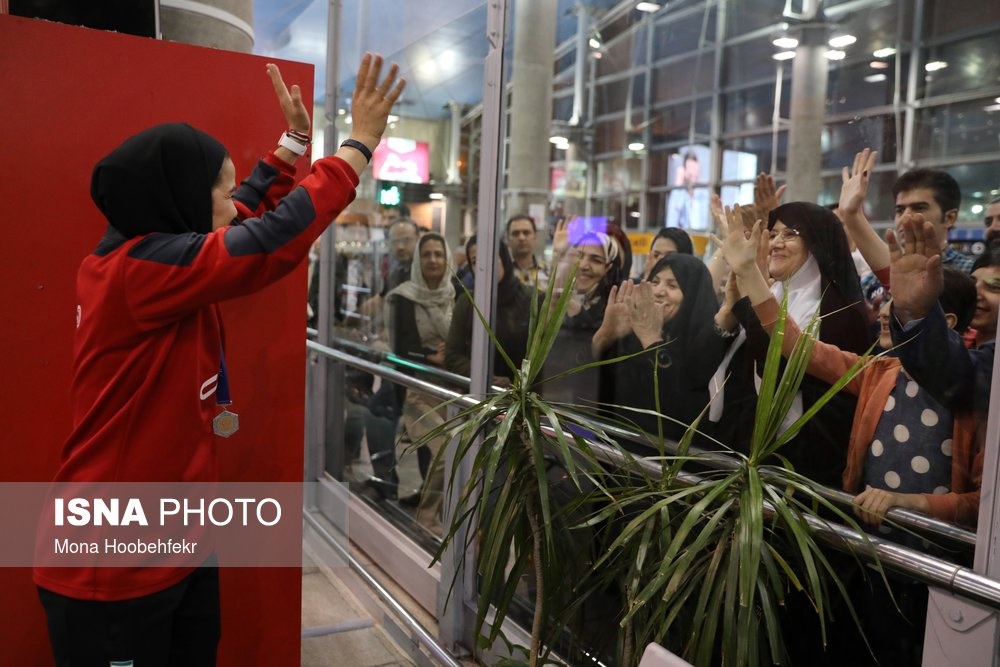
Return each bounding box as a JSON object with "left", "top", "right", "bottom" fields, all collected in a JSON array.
[
  {"left": 652, "top": 226, "right": 694, "bottom": 255},
  {"left": 90, "top": 122, "right": 228, "bottom": 238},
  {"left": 768, "top": 201, "right": 870, "bottom": 354}
]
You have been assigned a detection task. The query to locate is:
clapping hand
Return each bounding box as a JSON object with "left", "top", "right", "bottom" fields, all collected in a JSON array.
[
  {"left": 627, "top": 281, "right": 663, "bottom": 349},
  {"left": 716, "top": 204, "right": 763, "bottom": 275}
]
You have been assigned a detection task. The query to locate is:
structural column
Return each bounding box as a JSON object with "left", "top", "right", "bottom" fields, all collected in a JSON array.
[
  {"left": 159, "top": 0, "right": 254, "bottom": 53},
  {"left": 505, "top": 0, "right": 557, "bottom": 220},
  {"left": 784, "top": 23, "right": 827, "bottom": 203}
]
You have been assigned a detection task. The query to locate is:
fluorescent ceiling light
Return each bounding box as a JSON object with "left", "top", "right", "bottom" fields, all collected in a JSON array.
[
  {"left": 828, "top": 34, "right": 857, "bottom": 48},
  {"left": 772, "top": 51, "right": 796, "bottom": 61},
  {"left": 873, "top": 47, "right": 896, "bottom": 58},
  {"left": 628, "top": 142, "right": 646, "bottom": 151},
  {"left": 825, "top": 50, "right": 846, "bottom": 60},
  {"left": 869, "top": 61, "right": 889, "bottom": 69},
  {"left": 772, "top": 36, "right": 798, "bottom": 49},
  {"left": 984, "top": 104, "right": 1000, "bottom": 113},
  {"left": 864, "top": 73, "right": 887, "bottom": 83},
  {"left": 925, "top": 61, "right": 948, "bottom": 71},
  {"left": 429, "top": 193, "right": 444, "bottom": 200},
  {"left": 635, "top": 2, "right": 661, "bottom": 12}
]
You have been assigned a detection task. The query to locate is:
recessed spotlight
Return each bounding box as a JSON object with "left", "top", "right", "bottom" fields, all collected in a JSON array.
[
  {"left": 549, "top": 135, "right": 568, "bottom": 144},
  {"left": 773, "top": 36, "right": 799, "bottom": 49},
  {"left": 828, "top": 34, "right": 857, "bottom": 48},
  {"left": 925, "top": 61, "right": 948, "bottom": 72},
  {"left": 429, "top": 193, "right": 444, "bottom": 200},
  {"left": 628, "top": 141, "right": 646, "bottom": 151},
  {"left": 772, "top": 51, "right": 796, "bottom": 61},
  {"left": 873, "top": 47, "right": 897, "bottom": 58},
  {"left": 825, "top": 50, "right": 847, "bottom": 60},
  {"left": 629, "top": 211, "right": 642, "bottom": 218},
  {"left": 589, "top": 36, "right": 601, "bottom": 49},
  {"left": 864, "top": 73, "right": 887, "bottom": 83},
  {"left": 635, "top": 2, "right": 661, "bottom": 12}
]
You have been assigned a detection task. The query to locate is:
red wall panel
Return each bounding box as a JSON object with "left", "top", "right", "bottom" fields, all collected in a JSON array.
[{"left": 0, "top": 15, "right": 312, "bottom": 664}]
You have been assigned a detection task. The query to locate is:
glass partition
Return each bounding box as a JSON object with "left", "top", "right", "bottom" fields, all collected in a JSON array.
[{"left": 292, "top": 0, "right": 1000, "bottom": 662}]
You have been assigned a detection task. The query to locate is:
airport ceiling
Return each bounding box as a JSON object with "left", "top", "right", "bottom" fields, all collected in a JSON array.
[{"left": 252, "top": 0, "right": 621, "bottom": 119}]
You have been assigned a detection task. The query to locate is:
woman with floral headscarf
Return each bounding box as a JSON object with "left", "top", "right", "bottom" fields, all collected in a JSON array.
[{"left": 542, "top": 226, "right": 630, "bottom": 406}]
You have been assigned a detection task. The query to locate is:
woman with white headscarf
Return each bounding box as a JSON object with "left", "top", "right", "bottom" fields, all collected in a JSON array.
[{"left": 384, "top": 232, "right": 454, "bottom": 533}]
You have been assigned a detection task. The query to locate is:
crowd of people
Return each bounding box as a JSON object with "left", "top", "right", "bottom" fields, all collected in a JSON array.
[{"left": 338, "top": 151, "right": 994, "bottom": 556}]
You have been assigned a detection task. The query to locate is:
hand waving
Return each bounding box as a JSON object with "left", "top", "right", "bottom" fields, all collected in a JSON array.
[
  {"left": 266, "top": 63, "right": 311, "bottom": 135},
  {"left": 754, "top": 172, "right": 786, "bottom": 222},
  {"left": 839, "top": 148, "right": 877, "bottom": 218},
  {"left": 886, "top": 213, "right": 943, "bottom": 323},
  {"left": 349, "top": 53, "right": 406, "bottom": 148}
]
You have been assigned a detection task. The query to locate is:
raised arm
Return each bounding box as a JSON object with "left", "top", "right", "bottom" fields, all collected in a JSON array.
[{"left": 839, "top": 148, "right": 889, "bottom": 272}]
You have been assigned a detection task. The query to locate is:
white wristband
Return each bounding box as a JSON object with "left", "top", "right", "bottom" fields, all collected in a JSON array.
[{"left": 277, "top": 132, "right": 307, "bottom": 157}]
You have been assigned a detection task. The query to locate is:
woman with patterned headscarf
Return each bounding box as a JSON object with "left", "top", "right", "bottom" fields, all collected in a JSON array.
[{"left": 542, "top": 227, "right": 630, "bottom": 406}]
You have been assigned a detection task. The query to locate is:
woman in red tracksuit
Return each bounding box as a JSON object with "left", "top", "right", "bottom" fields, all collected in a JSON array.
[{"left": 34, "top": 56, "right": 403, "bottom": 667}]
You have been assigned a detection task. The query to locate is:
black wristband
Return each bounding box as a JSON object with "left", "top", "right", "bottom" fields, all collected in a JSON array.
[{"left": 340, "top": 138, "right": 373, "bottom": 163}]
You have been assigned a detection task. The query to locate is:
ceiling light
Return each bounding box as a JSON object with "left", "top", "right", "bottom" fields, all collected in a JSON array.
[
  {"left": 589, "top": 33, "right": 602, "bottom": 49},
  {"left": 869, "top": 61, "right": 889, "bottom": 69},
  {"left": 873, "top": 47, "right": 896, "bottom": 58},
  {"left": 635, "top": 2, "right": 661, "bottom": 11},
  {"left": 772, "top": 36, "right": 799, "bottom": 49},
  {"left": 925, "top": 61, "right": 948, "bottom": 72},
  {"left": 828, "top": 34, "right": 857, "bottom": 48},
  {"left": 549, "top": 135, "right": 568, "bottom": 145},
  {"left": 429, "top": 193, "right": 444, "bottom": 200},
  {"left": 864, "top": 73, "right": 887, "bottom": 83},
  {"left": 630, "top": 211, "right": 642, "bottom": 218},
  {"left": 772, "top": 51, "right": 796, "bottom": 61},
  {"left": 825, "top": 50, "right": 846, "bottom": 60},
  {"left": 387, "top": 115, "right": 399, "bottom": 123},
  {"left": 628, "top": 141, "right": 646, "bottom": 151},
  {"left": 995, "top": 97, "right": 1000, "bottom": 103},
  {"left": 337, "top": 108, "right": 346, "bottom": 116},
  {"left": 984, "top": 103, "right": 1000, "bottom": 113}
]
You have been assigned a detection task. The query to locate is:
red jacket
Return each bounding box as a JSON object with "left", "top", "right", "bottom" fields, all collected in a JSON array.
[{"left": 35, "top": 152, "right": 358, "bottom": 600}]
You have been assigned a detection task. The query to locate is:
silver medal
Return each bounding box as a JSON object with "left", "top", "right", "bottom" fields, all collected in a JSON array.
[{"left": 213, "top": 409, "right": 240, "bottom": 437}]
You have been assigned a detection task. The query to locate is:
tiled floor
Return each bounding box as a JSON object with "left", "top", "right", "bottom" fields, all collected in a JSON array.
[{"left": 301, "top": 547, "right": 418, "bottom": 667}]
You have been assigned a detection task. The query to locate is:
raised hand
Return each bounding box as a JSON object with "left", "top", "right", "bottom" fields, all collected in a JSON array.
[
  {"left": 719, "top": 204, "right": 761, "bottom": 275},
  {"left": 552, "top": 218, "right": 570, "bottom": 258},
  {"left": 627, "top": 281, "right": 663, "bottom": 349},
  {"left": 592, "top": 282, "right": 635, "bottom": 356},
  {"left": 886, "top": 213, "right": 943, "bottom": 323},
  {"left": 710, "top": 193, "right": 727, "bottom": 239},
  {"left": 839, "top": 148, "right": 877, "bottom": 218},
  {"left": 266, "top": 63, "right": 311, "bottom": 135},
  {"left": 754, "top": 172, "right": 786, "bottom": 222},
  {"left": 349, "top": 53, "right": 406, "bottom": 148}
]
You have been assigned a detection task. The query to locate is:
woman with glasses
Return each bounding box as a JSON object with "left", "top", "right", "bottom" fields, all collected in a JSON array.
[{"left": 708, "top": 202, "right": 871, "bottom": 488}]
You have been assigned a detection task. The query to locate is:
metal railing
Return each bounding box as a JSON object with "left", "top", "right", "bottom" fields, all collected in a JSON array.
[{"left": 306, "top": 337, "right": 999, "bottom": 610}]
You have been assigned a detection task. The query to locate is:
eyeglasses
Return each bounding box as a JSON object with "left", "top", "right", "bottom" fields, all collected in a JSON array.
[{"left": 768, "top": 228, "right": 802, "bottom": 243}]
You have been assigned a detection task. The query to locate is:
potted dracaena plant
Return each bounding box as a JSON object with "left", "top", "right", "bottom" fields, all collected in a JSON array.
[
  {"left": 415, "top": 252, "right": 888, "bottom": 666},
  {"left": 584, "top": 288, "right": 890, "bottom": 666},
  {"left": 413, "top": 260, "right": 644, "bottom": 666}
]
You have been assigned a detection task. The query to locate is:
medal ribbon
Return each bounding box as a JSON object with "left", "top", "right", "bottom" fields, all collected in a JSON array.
[{"left": 217, "top": 353, "right": 233, "bottom": 406}]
